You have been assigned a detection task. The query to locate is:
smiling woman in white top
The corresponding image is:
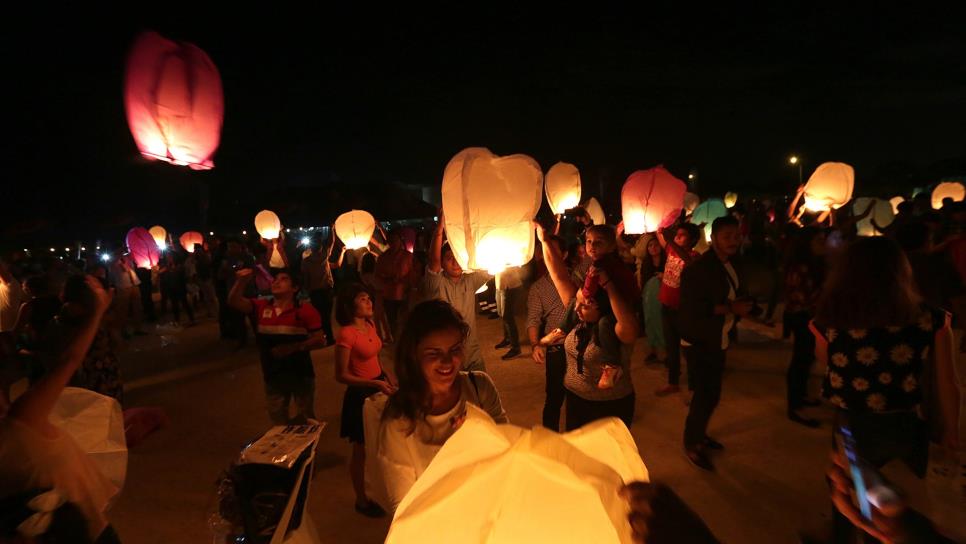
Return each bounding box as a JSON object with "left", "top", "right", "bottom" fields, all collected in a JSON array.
[{"left": 367, "top": 299, "right": 507, "bottom": 513}]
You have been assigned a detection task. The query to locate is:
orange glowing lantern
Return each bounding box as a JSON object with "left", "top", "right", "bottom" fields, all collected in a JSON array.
[
  {"left": 621, "top": 166, "right": 687, "bottom": 234},
  {"left": 124, "top": 32, "right": 224, "bottom": 170},
  {"left": 335, "top": 210, "right": 377, "bottom": 250},
  {"left": 545, "top": 162, "right": 582, "bottom": 215},
  {"left": 442, "top": 147, "right": 543, "bottom": 274},
  {"left": 180, "top": 231, "right": 204, "bottom": 252},
  {"left": 583, "top": 198, "right": 606, "bottom": 226},
  {"left": 931, "top": 181, "right": 965, "bottom": 210},
  {"left": 724, "top": 192, "right": 738, "bottom": 209},
  {"left": 889, "top": 196, "right": 905, "bottom": 214},
  {"left": 148, "top": 225, "right": 167, "bottom": 250},
  {"left": 802, "top": 162, "right": 854, "bottom": 212},
  {"left": 126, "top": 227, "right": 160, "bottom": 269},
  {"left": 254, "top": 210, "right": 281, "bottom": 240}
]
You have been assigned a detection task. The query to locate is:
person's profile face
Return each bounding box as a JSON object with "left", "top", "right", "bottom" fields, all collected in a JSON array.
[{"left": 585, "top": 231, "right": 613, "bottom": 261}]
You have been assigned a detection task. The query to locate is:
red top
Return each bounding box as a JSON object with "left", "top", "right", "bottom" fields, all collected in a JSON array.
[
  {"left": 336, "top": 320, "right": 383, "bottom": 380},
  {"left": 658, "top": 245, "right": 697, "bottom": 309},
  {"left": 250, "top": 298, "right": 322, "bottom": 381}
]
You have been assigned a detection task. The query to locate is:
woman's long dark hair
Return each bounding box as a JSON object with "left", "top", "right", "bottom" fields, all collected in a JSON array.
[
  {"left": 815, "top": 237, "right": 922, "bottom": 329},
  {"left": 334, "top": 283, "right": 373, "bottom": 327},
  {"left": 383, "top": 300, "right": 470, "bottom": 432}
]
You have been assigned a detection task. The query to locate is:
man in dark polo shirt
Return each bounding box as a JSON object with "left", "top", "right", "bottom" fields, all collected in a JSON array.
[{"left": 228, "top": 268, "right": 327, "bottom": 424}]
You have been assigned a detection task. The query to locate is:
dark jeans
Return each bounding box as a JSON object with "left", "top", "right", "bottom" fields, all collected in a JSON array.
[
  {"left": 785, "top": 310, "right": 815, "bottom": 412},
  {"left": 542, "top": 346, "right": 567, "bottom": 431},
  {"left": 565, "top": 390, "right": 635, "bottom": 431},
  {"left": 135, "top": 268, "right": 156, "bottom": 322},
  {"left": 683, "top": 344, "right": 725, "bottom": 449},
  {"left": 661, "top": 305, "right": 682, "bottom": 385},
  {"left": 162, "top": 288, "right": 195, "bottom": 323},
  {"left": 309, "top": 288, "right": 334, "bottom": 344},
  {"left": 498, "top": 287, "right": 521, "bottom": 348}
]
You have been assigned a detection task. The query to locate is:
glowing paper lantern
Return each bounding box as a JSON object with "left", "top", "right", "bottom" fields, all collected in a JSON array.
[
  {"left": 621, "top": 166, "right": 687, "bottom": 234},
  {"left": 441, "top": 148, "right": 543, "bottom": 274},
  {"left": 148, "top": 226, "right": 167, "bottom": 250},
  {"left": 690, "top": 198, "right": 729, "bottom": 241},
  {"left": 889, "top": 196, "right": 905, "bottom": 214},
  {"left": 385, "top": 406, "right": 648, "bottom": 544},
  {"left": 179, "top": 231, "right": 204, "bottom": 252},
  {"left": 254, "top": 210, "right": 281, "bottom": 240},
  {"left": 802, "top": 162, "right": 854, "bottom": 212},
  {"left": 683, "top": 192, "right": 700, "bottom": 214},
  {"left": 545, "top": 162, "right": 582, "bottom": 215},
  {"left": 584, "top": 198, "right": 606, "bottom": 226},
  {"left": 335, "top": 210, "right": 377, "bottom": 250},
  {"left": 853, "top": 198, "right": 895, "bottom": 237},
  {"left": 126, "top": 227, "right": 160, "bottom": 269},
  {"left": 124, "top": 31, "right": 224, "bottom": 170},
  {"left": 931, "top": 181, "right": 965, "bottom": 210},
  {"left": 724, "top": 192, "right": 738, "bottom": 208},
  {"left": 399, "top": 226, "right": 417, "bottom": 253}
]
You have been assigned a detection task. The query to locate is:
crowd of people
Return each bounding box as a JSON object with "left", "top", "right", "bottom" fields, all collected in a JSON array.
[{"left": 0, "top": 190, "right": 963, "bottom": 542}]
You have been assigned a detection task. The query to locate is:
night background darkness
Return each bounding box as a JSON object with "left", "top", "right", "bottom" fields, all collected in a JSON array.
[{"left": 4, "top": 7, "right": 965, "bottom": 248}]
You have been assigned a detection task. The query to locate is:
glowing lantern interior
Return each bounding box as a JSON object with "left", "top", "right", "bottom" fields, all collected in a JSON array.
[
  {"left": 889, "top": 196, "right": 905, "bottom": 215},
  {"left": 621, "top": 166, "right": 687, "bottom": 234},
  {"left": 254, "top": 210, "right": 282, "bottom": 240},
  {"left": 545, "top": 162, "right": 582, "bottom": 215},
  {"left": 802, "top": 162, "right": 854, "bottom": 212},
  {"left": 442, "top": 148, "right": 543, "bottom": 274},
  {"left": 124, "top": 31, "right": 224, "bottom": 170},
  {"left": 126, "top": 227, "right": 160, "bottom": 269},
  {"left": 148, "top": 225, "right": 167, "bottom": 250},
  {"left": 931, "top": 181, "right": 965, "bottom": 210},
  {"left": 399, "top": 226, "right": 417, "bottom": 253},
  {"left": 335, "top": 210, "right": 377, "bottom": 250},
  {"left": 724, "top": 192, "right": 738, "bottom": 208},
  {"left": 180, "top": 231, "right": 204, "bottom": 252},
  {"left": 853, "top": 198, "right": 895, "bottom": 237},
  {"left": 690, "top": 198, "right": 729, "bottom": 241},
  {"left": 584, "top": 197, "right": 606, "bottom": 227},
  {"left": 683, "top": 192, "right": 700, "bottom": 214}
]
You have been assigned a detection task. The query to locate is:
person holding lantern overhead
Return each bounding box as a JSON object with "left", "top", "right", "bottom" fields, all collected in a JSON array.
[
  {"left": 422, "top": 211, "right": 492, "bottom": 372},
  {"left": 228, "top": 268, "right": 326, "bottom": 424},
  {"left": 655, "top": 219, "right": 702, "bottom": 398},
  {"left": 678, "top": 216, "right": 752, "bottom": 471}
]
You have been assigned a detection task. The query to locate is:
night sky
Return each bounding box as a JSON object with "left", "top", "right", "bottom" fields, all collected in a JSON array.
[{"left": 5, "top": 7, "right": 965, "bottom": 246}]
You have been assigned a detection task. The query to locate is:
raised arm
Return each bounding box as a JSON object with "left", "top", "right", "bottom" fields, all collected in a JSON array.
[
  {"left": 9, "top": 276, "right": 110, "bottom": 438},
  {"left": 228, "top": 269, "right": 255, "bottom": 315},
  {"left": 535, "top": 221, "right": 577, "bottom": 306},
  {"left": 429, "top": 212, "right": 445, "bottom": 274}
]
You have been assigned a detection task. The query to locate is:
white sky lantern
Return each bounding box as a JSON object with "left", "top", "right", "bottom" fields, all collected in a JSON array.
[
  {"left": 621, "top": 166, "right": 687, "bottom": 234},
  {"left": 802, "top": 162, "right": 854, "bottom": 212},
  {"left": 853, "top": 198, "right": 895, "bottom": 237},
  {"left": 254, "top": 210, "right": 281, "bottom": 240},
  {"left": 931, "top": 181, "right": 965, "bottom": 210},
  {"left": 335, "top": 210, "right": 377, "bottom": 250},
  {"left": 690, "top": 198, "right": 729, "bottom": 241},
  {"left": 889, "top": 196, "right": 905, "bottom": 214},
  {"left": 545, "top": 162, "right": 582, "bottom": 215},
  {"left": 442, "top": 147, "right": 543, "bottom": 274},
  {"left": 386, "top": 407, "right": 648, "bottom": 544},
  {"left": 724, "top": 192, "right": 738, "bottom": 208},
  {"left": 148, "top": 225, "right": 167, "bottom": 250},
  {"left": 584, "top": 197, "right": 606, "bottom": 226},
  {"left": 683, "top": 192, "right": 700, "bottom": 214}
]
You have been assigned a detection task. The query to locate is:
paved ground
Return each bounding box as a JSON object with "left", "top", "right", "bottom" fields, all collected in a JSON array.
[{"left": 108, "top": 311, "right": 966, "bottom": 543}]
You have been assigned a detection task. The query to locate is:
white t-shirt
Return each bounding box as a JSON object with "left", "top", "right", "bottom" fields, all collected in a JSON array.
[
  {"left": 0, "top": 280, "right": 25, "bottom": 332},
  {"left": 721, "top": 262, "right": 738, "bottom": 350}
]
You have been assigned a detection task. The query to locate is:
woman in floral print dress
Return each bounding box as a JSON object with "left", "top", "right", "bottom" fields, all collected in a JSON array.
[{"left": 810, "top": 237, "right": 959, "bottom": 478}]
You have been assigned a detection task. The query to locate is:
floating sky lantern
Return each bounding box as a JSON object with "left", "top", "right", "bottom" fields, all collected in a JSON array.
[
  {"left": 148, "top": 225, "right": 167, "bottom": 250},
  {"left": 584, "top": 197, "right": 606, "bottom": 227},
  {"left": 545, "top": 162, "right": 582, "bottom": 215},
  {"left": 931, "top": 181, "right": 965, "bottom": 210},
  {"left": 442, "top": 147, "right": 543, "bottom": 274},
  {"left": 384, "top": 408, "right": 648, "bottom": 544},
  {"left": 398, "top": 226, "right": 417, "bottom": 253},
  {"left": 179, "top": 231, "right": 204, "bottom": 252},
  {"left": 802, "top": 162, "right": 854, "bottom": 212},
  {"left": 621, "top": 166, "right": 687, "bottom": 234},
  {"left": 124, "top": 31, "right": 224, "bottom": 170},
  {"left": 683, "top": 192, "right": 700, "bottom": 215},
  {"left": 126, "top": 227, "right": 160, "bottom": 269},
  {"left": 254, "top": 210, "right": 281, "bottom": 240},
  {"left": 724, "top": 192, "right": 738, "bottom": 209},
  {"left": 853, "top": 198, "right": 895, "bottom": 237},
  {"left": 690, "top": 198, "right": 729, "bottom": 241},
  {"left": 335, "top": 210, "right": 377, "bottom": 250}
]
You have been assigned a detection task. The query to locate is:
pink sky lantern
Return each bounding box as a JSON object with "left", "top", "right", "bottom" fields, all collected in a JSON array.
[
  {"left": 621, "top": 166, "right": 687, "bottom": 234},
  {"left": 126, "top": 227, "right": 160, "bottom": 269},
  {"left": 180, "top": 231, "right": 204, "bottom": 252},
  {"left": 124, "top": 31, "right": 224, "bottom": 170},
  {"left": 398, "top": 226, "right": 417, "bottom": 253}
]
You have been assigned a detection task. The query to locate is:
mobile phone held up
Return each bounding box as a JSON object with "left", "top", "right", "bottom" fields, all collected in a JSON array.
[{"left": 835, "top": 424, "right": 901, "bottom": 521}]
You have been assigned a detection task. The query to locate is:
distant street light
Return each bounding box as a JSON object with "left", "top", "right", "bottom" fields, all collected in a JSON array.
[{"left": 789, "top": 155, "right": 803, "bottom": 185}]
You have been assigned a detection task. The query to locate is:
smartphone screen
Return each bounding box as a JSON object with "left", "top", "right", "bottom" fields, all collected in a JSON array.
[{"left": 837, "top": 425, "right": 873, "bottom": 521}]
